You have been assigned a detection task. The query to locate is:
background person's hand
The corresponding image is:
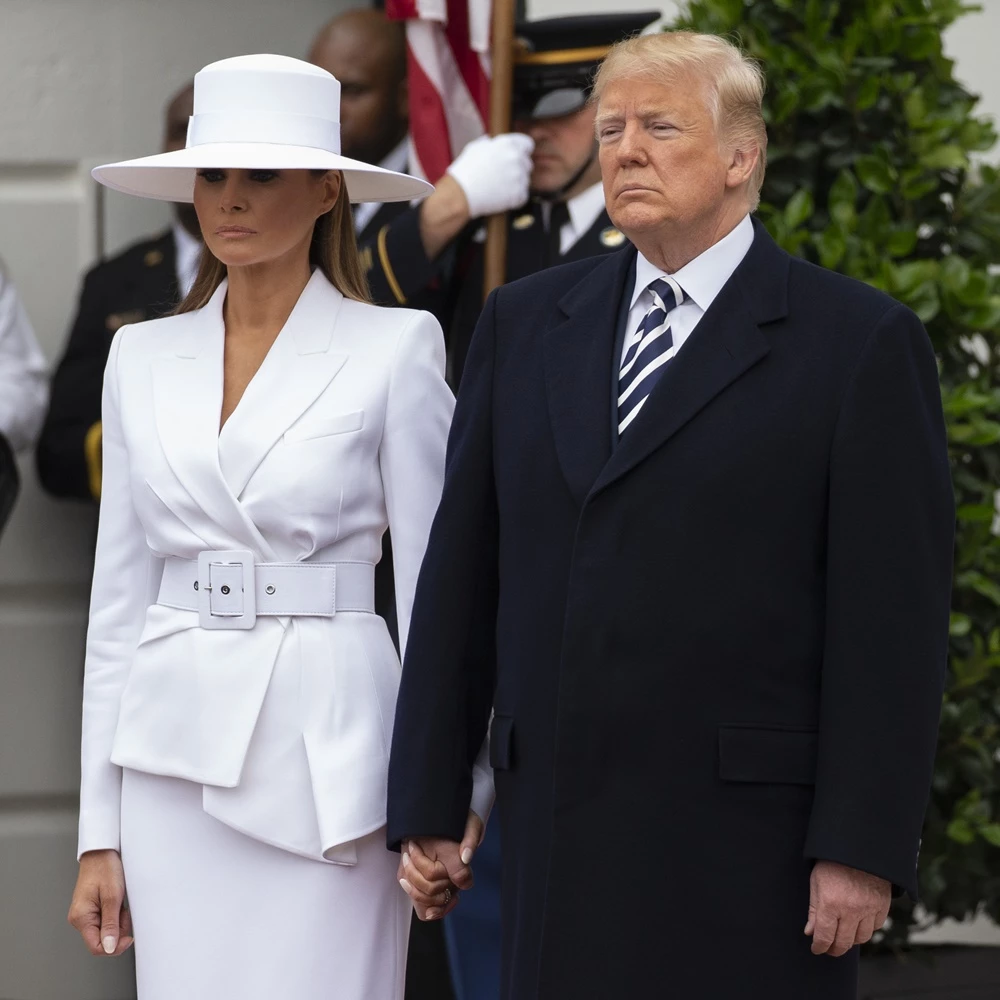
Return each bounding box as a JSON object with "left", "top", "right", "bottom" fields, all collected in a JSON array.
[
  {"left": 399, "top": 810, "right": 485, "bottom": 920},
  {"left": 446, "top": 133, "right": 536, "bottom": 218},
  {"left": 804, "top": 860, "right": 891, "bottom": 957},
  {"left": 68, "top": 849, "right": 133, "bottom": 956}
]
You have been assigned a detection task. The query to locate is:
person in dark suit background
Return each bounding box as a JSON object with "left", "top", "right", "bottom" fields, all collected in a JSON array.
[
  {"left": 36, "top": 82, "right": 200, "bottom": 501},
  {"left": 388, "top": 29, "right": 954, "bottom": 1000}
]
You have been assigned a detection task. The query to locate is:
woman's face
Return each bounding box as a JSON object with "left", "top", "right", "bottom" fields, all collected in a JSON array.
[{"left": 193, "top": 168, "right": 341, "bottom": 269}]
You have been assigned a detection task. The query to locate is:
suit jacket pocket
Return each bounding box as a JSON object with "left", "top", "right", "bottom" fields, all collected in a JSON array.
[
  {"left": 718, "top": 725, "right": 818, "bottom": 786},
  {"left": 490, "top": 714, "right": 515, "bottom": 771},
  {"left": 284, "top": 409, "right": 365, "bottom": 443}
]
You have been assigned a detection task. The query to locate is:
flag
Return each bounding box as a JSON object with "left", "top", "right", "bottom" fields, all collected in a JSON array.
[{"left": 386, "top": 0, "right": 493, "bottom": 183}]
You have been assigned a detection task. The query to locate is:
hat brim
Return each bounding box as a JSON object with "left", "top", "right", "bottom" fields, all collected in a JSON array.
[{"left": 92, "top": 143, "right": 432, "bottom": 204}]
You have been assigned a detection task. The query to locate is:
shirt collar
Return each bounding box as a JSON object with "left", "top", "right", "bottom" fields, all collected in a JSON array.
[
  {"left": 379, "top": 137, "right": 410, "bottom": 175},
  {"left": 565, "top": 181, "right": 606, "bottom": 237},
  {"left": 631, "top": 214, "right": 754, "bottom": 312}
]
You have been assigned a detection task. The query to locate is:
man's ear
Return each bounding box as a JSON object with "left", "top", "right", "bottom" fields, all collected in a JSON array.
[{"left": 726, "top": 145, "right": 759, "bottom": 191}]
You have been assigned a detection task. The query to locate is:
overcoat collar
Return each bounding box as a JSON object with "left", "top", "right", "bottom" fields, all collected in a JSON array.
[
  {"left": 544, "top": 219, "right": 790, "bottom": 506},
  {"left": 152, "top": 270, "right": 348, "bottom": 556}
]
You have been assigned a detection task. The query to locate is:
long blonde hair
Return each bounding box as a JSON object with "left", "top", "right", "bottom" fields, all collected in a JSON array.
[{"left": 176, "top": 170, "right": 371, "bottom": 314}]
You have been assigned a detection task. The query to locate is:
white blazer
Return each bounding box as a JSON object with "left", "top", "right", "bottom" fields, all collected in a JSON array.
[{"left": 79, "top": 270, "right": 457, "bottom": 864}]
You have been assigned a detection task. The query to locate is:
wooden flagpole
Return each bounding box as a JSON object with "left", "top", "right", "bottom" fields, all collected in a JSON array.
[{"left": 483, "top": 0, "right": 517, "bottom": 303}]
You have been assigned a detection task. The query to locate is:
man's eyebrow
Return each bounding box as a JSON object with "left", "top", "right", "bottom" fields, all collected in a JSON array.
[{"left": 594, "top": 110, "right": 624, "bottom": 127}]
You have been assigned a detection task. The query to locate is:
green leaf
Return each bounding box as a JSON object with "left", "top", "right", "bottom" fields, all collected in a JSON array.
[
  {"left": 956, "top": 504, "right": 996, "bottom": 523},
  {"left": 980, "top": 824, "right": 1000, "bottom": 848},
  {"left": 947, "top": 817, "right": 977, "bottom": 845},
  {"left": 784, "top": 189, "right": 814, "bottom": 228},
  {"left": 855, "top": 154, "right": 897, "bottom": 193},
  {"left": 922, "top": 145, "right": 970, "bottom": 171}
]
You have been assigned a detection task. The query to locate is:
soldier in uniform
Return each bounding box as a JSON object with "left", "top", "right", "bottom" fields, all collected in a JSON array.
[
  {"left": 363, "top": 12, "right": 660, "bottom": 388},
  {"left": 36, "top": 82, "right": 200, "bottom": 501}
]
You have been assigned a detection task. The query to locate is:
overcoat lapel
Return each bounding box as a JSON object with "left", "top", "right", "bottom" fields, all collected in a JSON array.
[
  {"left": 151, "top": 281, "right": 272, "bottom": 553},
  {"left": 218, "top": 271, "right": 348, "bottom": 498},
  {"left": 543, "top": 247, "right": 635, "bottom": 505},
  {"left": 591, "top": 224, "right": 789, "bottom": 499}
]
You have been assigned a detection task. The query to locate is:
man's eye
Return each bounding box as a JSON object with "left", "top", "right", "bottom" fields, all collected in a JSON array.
[
  {"left": 197, "top": 169, "right": 225, "bottom": 183},
  {"left": 599, "top": 127, "right": 622, "bottom": 142}
]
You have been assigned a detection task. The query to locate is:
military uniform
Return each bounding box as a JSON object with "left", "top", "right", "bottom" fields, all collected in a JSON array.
[{"left": 36, "top": 230, "right": 180, "bottom": 500}]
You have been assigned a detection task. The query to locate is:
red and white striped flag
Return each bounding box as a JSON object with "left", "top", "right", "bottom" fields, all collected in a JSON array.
[{"left": 386, "top": 0, "right": 493, "bottom": 183}]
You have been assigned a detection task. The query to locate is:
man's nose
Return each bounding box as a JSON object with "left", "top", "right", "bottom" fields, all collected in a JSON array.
[{"left": 616, "top": 121, "right": 648, "bottom": 166}]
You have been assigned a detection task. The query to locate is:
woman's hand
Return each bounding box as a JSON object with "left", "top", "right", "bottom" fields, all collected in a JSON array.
[
  {"left": 68, "top": 849, "right": 134, "bottom": 956},
  {"left": 398, "top": 810, "right": 485, "bottom": 920}
]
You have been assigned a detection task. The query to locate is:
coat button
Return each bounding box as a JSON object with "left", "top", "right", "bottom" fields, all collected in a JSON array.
[{"left": 265, "top": 585, "right": 275, "bottom": 595}]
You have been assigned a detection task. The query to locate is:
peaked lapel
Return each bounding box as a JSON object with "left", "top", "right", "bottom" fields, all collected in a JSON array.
[
  {"left": 218, "top": 271, "right": 348, "bottom": 498},
  {"left": 591, "top": 222, "right": 790, "bottom": 499},
  {"left": 151, "top": 282, "right": 276, "bottom": 555},
  {"left": 543, "top": 247, "right": 636, "bottom": 505}
]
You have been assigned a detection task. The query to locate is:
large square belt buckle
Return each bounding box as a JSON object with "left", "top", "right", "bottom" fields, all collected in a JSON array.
[{"left": 197, "top": 549, "right": 257, "bottom": 630}]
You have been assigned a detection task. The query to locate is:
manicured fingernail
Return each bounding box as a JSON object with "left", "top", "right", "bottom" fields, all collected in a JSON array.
[
  {"left": 402, "top": 852, "right": 410, "bottom": 868},
  {"left": 102, "top": 936, "right": 116, "bottom": 954},
  {"left": 461, "top": 848, "right": 473, "bottom": 864},
  {"left": 399, "top": 878, "right": 414, "bottom": 894}
]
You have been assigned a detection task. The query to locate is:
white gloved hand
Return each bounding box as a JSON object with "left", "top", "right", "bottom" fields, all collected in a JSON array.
[{"left": 446, "top": 133, "right": 536, "bottom": 218}]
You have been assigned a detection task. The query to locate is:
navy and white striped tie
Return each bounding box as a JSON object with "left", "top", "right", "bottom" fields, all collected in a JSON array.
[{"left": 618, "top": 276, "right": 684, "bottom": 435}]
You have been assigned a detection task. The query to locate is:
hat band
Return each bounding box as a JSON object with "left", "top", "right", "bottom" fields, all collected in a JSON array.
[{"left": 186, "top": 111, "right": 341, "bottom": 153}]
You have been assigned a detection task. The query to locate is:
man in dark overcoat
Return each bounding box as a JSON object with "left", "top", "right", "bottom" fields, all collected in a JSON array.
[{"left": 387, "top": 29, "right": 955, "bottom": 1000}]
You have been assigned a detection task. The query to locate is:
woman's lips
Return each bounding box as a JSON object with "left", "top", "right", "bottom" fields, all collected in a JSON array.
[{"left": 215, "top": 226, "right": 257, "bottom": 238}]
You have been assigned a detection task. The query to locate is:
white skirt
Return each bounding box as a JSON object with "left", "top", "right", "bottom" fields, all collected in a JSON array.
[{"left": 120, "top": 768, "right": 411, "bottom": 1000}]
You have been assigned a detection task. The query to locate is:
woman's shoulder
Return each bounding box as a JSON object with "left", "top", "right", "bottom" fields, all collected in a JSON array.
[{"left": 341, "top": 299, "right": 443, "bottom": 345}]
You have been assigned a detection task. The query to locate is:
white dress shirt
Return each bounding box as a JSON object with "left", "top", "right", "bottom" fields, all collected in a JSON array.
[
  {"left": 352, "top": 138, "right": 410, "bottom": 236},
  {"left": 622, "top": 214, "right": 755, "bottom": 366},
  {"left": 172, "top": 221, "right": 202, "bottom": 301},
  {"left": 0, "top": 261, "right": 48, "bottom": 453},
  {"left": 538, "top": 181, "right": 608, "bottom": 255}
]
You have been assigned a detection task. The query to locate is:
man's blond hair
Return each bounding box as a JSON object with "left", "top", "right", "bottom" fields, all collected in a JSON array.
[{"left": 592, "top": 31, "right": 767, "bottom": 211}]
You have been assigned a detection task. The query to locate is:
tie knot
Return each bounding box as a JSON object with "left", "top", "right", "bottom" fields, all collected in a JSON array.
[{"left": 648, "top": 276, "right": 684, "bottom": 314}]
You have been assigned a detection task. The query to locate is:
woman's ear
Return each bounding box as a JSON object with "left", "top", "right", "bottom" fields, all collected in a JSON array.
[{"left": 319, "top": 170, "right": 343, "bottom": 215}]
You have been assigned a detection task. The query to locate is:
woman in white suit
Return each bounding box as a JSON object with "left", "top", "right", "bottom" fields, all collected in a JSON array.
[{"left": 67, "top": 54, "right": 483, "bottom": 999}]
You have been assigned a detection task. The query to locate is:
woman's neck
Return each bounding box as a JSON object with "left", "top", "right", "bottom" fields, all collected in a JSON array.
[{"left": 223, "top": 250, "right": 313, "bottom": 339}]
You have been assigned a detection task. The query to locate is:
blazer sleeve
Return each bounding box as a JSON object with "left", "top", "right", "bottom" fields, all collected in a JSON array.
[
  {"left": 361, "top": 208, "right": 445, "bottom": 309},
  {"left": 387, "top": 290, "right": 502, "bottom": 849},
  {"left": 36, "top": 267, "right": 109, "bottom": 499},
  {"left": 78, "top": 327, "right": 158, "bottom": 857},
  {"left": 378, "top": 310, "right": 455, "bottom": 659},
  {"left": 803, "top": 303, "right": 955, "bottom": 898}
]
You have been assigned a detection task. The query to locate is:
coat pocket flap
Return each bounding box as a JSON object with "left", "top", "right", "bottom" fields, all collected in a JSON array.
[
  {"left": 718, "top": 725, "right": 818, "bottom": 786},
  {"left": 284, "top": 409, "right": 365, "bottom": 443},
  {"left": 489, "top": 714, "right": 515, "bottom": 771}
]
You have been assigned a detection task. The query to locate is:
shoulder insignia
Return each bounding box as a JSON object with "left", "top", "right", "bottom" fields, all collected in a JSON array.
[
  {"left": 600, "top": 227, "right": 626, "bottom": 248},
  {"left": 512, "top": 213, "right": 536, "bottom": 231},
  {"left": 144, "top": 249, "right": 165, "bottom": 267},
  {"left": 359, "top": 246, "right": 374, "bottom": 273},
  {"left": 106, "top": 309, "right": 145, "bottom": 332}
]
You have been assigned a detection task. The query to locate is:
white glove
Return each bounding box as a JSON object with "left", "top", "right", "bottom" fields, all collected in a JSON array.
[{"left": 446, "top": 133, "right": 535, "bottom": 218}]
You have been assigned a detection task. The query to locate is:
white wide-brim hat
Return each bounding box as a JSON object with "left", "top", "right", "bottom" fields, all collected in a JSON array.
[{"left": 92, "top": 54, "right": 431, "bottom": 204}]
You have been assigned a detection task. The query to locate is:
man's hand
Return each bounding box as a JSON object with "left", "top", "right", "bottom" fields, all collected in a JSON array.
[
  {"left": 805, "top": 860, "right": 891, "bottom": 957},
  {"left": 398, "top": 811, "right": 484, "bottom": 921}
]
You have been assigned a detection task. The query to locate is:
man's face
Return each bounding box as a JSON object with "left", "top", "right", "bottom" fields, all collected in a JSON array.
[
  {"left": 516, "top": 104, "right": 597, "bottom": 196},
  {"left": 310, "top": 32, "right": 407, "bottom": 165},
  {"left": 597, "top": 73, "right": 733, "bottom": 238}
]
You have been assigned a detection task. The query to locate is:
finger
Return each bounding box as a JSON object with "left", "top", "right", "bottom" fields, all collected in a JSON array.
[
  {"left": 460, "top": 813, "right": 485, "bottom": 866},
  {"left": 830, "top": 915, "right": 859, "bottom": 957},
  {"left": 804, "top": 904, "right": 816, "bottom": 937},
  {"left": 854, "top": 916, "right": 876, "bottom": 947},
  {"left": 425, "top": 892, "right": 461, "bottom": 922},
  {"left": 810, "top": 911, "right": 839, "bottom": 956},
  {"left": 99, "top": 888, "right": 123, "bottom": 956},
  {"left": 399, "top": 877, "right": 452, "bottom": 908},
  {"left": 69, "top": 895, "right": 105, "bottom": 956},
  {"left": 445, "top": 857, "right": 474, "bottom": 891},
  {"left": 113, "top": 906, "right": 135, "bottom": 956},
  {"left": 404, "top": 849, "right": 451, "bottom": 884},
  {"left": 402, "top": 853, "right": 452, "bottom": 895}
]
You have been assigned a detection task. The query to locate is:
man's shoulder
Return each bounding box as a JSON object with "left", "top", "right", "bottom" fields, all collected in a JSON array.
[
  {"left": 785, "top": 253, "right": 902, "bottom": 323},
  {"left": 497, "top": 252, "right": 620, "bottom": 306},
  {"left": 84, "top": 230, "right": 174, "bottom": 286}
]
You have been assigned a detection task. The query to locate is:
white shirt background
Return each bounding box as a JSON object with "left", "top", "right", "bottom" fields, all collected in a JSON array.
[
  {"left": 623, "top": 214, "right": 755, "bottom": 366},
  {"left": 0, "top": 261, "right": 48, "bottom": 453}
]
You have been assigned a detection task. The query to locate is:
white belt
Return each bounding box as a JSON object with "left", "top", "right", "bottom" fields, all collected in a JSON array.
[{"left": 157, "top": 550, "right": 375, "bottom": 630}]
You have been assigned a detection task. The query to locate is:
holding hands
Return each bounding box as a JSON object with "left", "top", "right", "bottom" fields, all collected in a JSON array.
[{"left": 398, "top": 810, "right": 484, "bottom": 921}]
